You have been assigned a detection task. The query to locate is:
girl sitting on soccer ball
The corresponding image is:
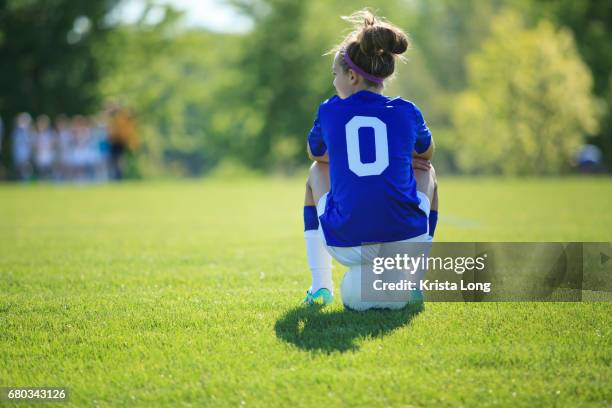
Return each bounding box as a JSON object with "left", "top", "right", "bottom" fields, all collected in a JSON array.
[{"left": 302, "top": 9, "right": 438, "bottom": 310}]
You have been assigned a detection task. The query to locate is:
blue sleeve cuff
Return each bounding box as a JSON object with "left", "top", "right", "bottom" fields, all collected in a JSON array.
[
  {"left": 307, "top": 114, "right": 327, "bottom": 156},
  {"left": 308, "top": 139, "right": 327, "bottom": 156},
  {"left": 414, "top": 132, "right": 432, "bottom": 154}
]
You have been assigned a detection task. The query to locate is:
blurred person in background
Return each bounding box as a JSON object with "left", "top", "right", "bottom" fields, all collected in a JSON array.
[
  {"left": 71, "top": 115, "right": 92, "bottom": 181},
  {"left": 11, "top": 113, "right": 33, "bottom": 181},
  {"left": 90, "top": 113, "right": 110, "bottom": 181},
  {"left": 576, "top": 144, "right": 605, "bottom": 173},
  {"left": 56, "top": 114, "right": 74, "bottom": 181},
  {"left": 108, "top": 105, "right": 138, "bottom": 180},
  {"left": 34, "top": 114, "right": 56, "bottom": 180}
]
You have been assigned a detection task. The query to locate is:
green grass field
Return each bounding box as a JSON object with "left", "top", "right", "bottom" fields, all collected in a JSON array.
[{"left": 1, "top": 177, "right": 611, "bottom": 407}]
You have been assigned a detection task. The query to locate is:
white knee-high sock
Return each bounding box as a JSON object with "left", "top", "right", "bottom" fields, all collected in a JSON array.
[{"left": 304, "top": 229, "right": 333, "bottom": 293}]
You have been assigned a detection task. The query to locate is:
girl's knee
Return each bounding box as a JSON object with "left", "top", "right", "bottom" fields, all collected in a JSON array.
[
  {"left": 308, "top": 161, "right": 328, "bottom": 182},
  {"left": 430, "top": 164, "right": 437, "bottom": 185},
  {"left": 414, "top": 166, "right": 435, "bottom": 200},
  {"left": 309, "top": 161, "right": 328, "bottom": 172},
  {"left": 415, "top": 165, "right": 436, "bottom": 186},
  {"left": 307, "top": 161, "right": 331, "bottom": 203}
]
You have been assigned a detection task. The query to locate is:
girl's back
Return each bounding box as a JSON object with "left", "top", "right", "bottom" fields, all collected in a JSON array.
[{"left": 312, "top": 90, "right": 430, "bottom": 247}]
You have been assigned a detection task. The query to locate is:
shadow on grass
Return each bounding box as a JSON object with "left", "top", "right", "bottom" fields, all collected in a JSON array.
[{"left": 274, "top": 303, "right": 423, "bottom": 353}]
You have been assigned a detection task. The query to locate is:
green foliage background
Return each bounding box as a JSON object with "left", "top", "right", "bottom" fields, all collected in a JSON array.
[{"left": 1, "top": 0, "right": 611, "bottom": 176}]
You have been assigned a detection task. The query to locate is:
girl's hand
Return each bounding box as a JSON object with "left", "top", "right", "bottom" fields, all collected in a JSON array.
[{"left": 412, "top": 158, "right": 432, "bottom": 171}]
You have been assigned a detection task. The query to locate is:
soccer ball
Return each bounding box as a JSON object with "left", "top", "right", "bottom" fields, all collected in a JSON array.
[{"left": 341, "top": 265, "right": 410, "bottom": 311}]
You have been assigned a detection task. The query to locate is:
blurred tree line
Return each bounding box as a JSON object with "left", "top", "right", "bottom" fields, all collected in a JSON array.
[{"left": 1, "top": 0, "right": 610, "bottom": 176}]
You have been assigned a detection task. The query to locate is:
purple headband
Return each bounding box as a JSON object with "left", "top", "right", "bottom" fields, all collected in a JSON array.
[{"left": 342, "top": 48, "right": 385, "bottom": 84}]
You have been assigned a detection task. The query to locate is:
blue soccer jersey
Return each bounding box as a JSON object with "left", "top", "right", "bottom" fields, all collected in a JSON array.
[{"left": 307, "top": 90, "right": 432, "bottom": 247}]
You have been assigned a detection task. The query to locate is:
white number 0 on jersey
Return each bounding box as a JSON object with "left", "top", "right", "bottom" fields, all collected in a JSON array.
[{"left": 345, "top": 116, "right": 389, "bottom": 177}]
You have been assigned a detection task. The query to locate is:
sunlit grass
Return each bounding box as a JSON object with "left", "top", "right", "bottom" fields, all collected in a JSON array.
[{"left": 0, "top": 176, "right": 610, "bottom": 406}]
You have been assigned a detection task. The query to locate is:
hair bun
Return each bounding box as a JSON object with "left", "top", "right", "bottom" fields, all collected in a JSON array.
[{"left": 359, "top": 23, "right": 409, "bottom": 57}]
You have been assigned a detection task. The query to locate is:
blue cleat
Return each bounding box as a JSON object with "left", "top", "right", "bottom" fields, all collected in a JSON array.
[
  {"left": 410, "top": 288, "right": 424, "bottom": 304},
  {"left": 407, "top": 288, "right": 425, "bottom": 312},
  {"left": 303, "top": 288, "right": 333, "bottom": 306}
]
